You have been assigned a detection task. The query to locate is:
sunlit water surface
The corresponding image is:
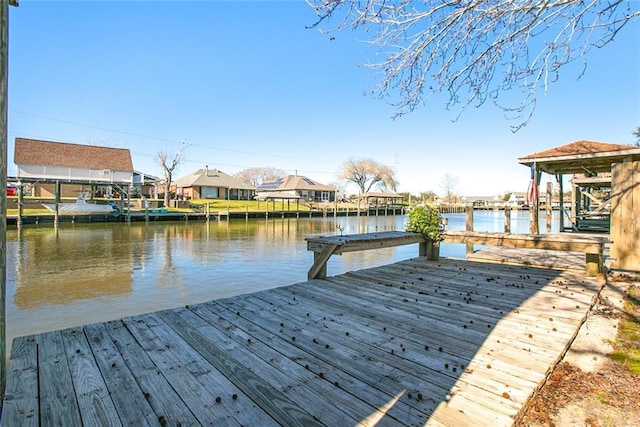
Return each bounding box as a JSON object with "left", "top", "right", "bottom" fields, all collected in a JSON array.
[{"left": 6, "top": 210, "right": 557, "bottom": 349}]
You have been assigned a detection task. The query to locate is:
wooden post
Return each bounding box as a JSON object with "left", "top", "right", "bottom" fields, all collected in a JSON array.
[
  {"left": 557, "top": 174, "right": 564, "bottom": 232},
  {"left": 572, "top": 182, "right": 580, "bottom": 229},
  {"left": 529, "top": 164, "right": 539, "bottom": 235},
  {"left": 419, "top": 239, "right": 440, "bottom": 261},
  {"left": 546, "top": 182, "right": 552, "bottom": 233},
  {"left": 465, "top": 205, "right": 474, "bottom": 255},
  {"left": 16, "top": 183, "right": 23, "bottom": 228},
  {"left": 54, "top": 180, "right": 60, "bottom": 227},
  {"left": 1, "top": 0, "right": 18, "bottom": 402},
  {"left": 504, "top": 206, "right": 511, "bottom": 233},
  {"left": 126, "top": 189, "right": 131, "bottom": 223}
]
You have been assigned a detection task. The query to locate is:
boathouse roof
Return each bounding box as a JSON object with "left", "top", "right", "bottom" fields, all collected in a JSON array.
[
  {"left": 14, "top": 138, "right": 134, "bottom": 171},
  {"left": 518, "top": 140, "right": 640, "bottom": 175}
]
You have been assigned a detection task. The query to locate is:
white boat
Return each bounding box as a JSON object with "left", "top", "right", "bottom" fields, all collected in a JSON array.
[{"left": 43, "top": 196, "right": 116, "bottom": 216}]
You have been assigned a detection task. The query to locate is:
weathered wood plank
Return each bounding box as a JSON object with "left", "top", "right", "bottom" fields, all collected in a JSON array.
[
  {"left": 103, "top": 320, "right": 200, "bottom": 425},
  {"left": 82, "top": 322, "right": 159, "bottom": 427},
  {"left": 131, "top": 312, "right": 279, "bottom": 427},
  {"left": 253, "top": 286, "right": 538, "bottom": 414},
  {"left": 443, "top": 231, "right": 608, "bottom": 253},
  {"left": 222, "top": 289, "right": 527, "bottom": 425},
  {"left": 157, "top": 307, "right": 323, "bottom": 427},
  {"left": 1, "top": 336, "right": 39, "bottom": 426},
  {"left": 37, "top": 330, "right": 83, "bottom": 426},
  {"left": 308, "top": 243, "right": 339, "bottom": 280},
  {"left": 213, "top": 294, "right": 455, "bottom": 416},
  {"left": 60, "top": 327, "right": 122, "bottom": 427},
  {"left": 121, "top": 315, "right": 244, "bottom": 426},
  {"left": 188, "top": 302, "right": 413, "bottom": 427},
  {"left": 306, "top": 231, "right": 425, "bottom": 254}
]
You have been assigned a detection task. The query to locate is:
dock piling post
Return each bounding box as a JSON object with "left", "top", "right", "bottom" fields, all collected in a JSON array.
[
  {"left": 465, "top": 205, "right": 474, "bottom": 255},
  {"left": 504, "top": 207, "right": 511, "bottom": 233}
]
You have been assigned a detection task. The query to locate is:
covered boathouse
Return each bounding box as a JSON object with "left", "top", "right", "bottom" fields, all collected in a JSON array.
[{"left": 518, "top": 140, "right": 640, "bottom": 272}]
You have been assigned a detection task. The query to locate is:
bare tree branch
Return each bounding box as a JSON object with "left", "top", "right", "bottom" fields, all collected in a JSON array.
[
  {"left": 307, "top": 0, "right": 639, "bottom": 131},
  {"left": 156, "top": 139, "right": 189, "bottom": 207}
]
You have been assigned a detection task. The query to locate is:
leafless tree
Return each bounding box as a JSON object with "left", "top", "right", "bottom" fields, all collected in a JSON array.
[
  {"left": 633, "top": 126, "right": 640, "bottom": 146},
  {"left": 307, "top": 1, "right": 639, "bottom": 130},
  {"left": 440, "top": 173, "right": 460, "bottom": 205},
  {"left": 235, "top": 167, "right": 286, "bottom": 187},
  {"left": 328, "top": 180, "right": 347, "bottom": 201},
  {"left": 339, "top": 158, "right": 398, "bottom": 194},
  {"left": 156, "top": 140, "right": 188, "bottom": 207}
]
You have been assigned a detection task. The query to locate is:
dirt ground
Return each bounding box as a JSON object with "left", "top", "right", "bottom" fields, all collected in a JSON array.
[{"left": 517, "top": 272, "right": 640, "bottom": 427}]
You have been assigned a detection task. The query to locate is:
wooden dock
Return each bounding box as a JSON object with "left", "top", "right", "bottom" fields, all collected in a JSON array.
[{"left": 2, "top": 257, "right": 604, "bottom": 426}]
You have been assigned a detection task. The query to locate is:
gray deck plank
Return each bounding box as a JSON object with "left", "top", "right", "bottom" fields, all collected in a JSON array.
[
  {"left": 60, "top": 327, "right": 122, "bottom": 427},
  {"left": 121, "top": 315, "right": 243, "bottom": 426},
  {"left": 82, "top": 322, "right": 159, "bottom": 427},
  {"left": 189, "top": 302, "right": 413, "bottom": 427},
  {"left": 103, "top": 319, "right": 200, "bottom": 425},
  {"left": 157, "top": 307, "right": 324, "bottom": 427},
  {"left": 37, "top": 330, "right": 83, "bottom": 427},
  {"left": 125, "top": 312, "right": 279, "bottom": 427},
  {"left": 1, "top": 336, "right": 39, "bottom": 427}
]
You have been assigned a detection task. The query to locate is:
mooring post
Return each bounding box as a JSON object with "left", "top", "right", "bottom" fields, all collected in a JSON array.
[
  {"left": 465, "top": 205, "right": 474, "bottom": 255},
  {"left": 546, "top": 182, "right": 552, "bottom": 233},
  {"left": 16, "top": 183, "right": 23, "bottom": 228},
  {"left": 504, "top": 206, "right": 511, "bottom": 233}
]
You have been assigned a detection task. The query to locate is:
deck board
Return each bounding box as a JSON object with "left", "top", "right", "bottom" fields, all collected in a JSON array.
[{"left": 2, "top": 258, "right": 604, "bottom": 426}]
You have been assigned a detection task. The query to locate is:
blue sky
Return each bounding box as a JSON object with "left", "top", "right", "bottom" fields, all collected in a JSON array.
[{"left": 7, "top": 1, "right": 640, "bottom": 197}]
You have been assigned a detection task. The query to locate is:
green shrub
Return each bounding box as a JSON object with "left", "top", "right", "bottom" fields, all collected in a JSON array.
[{"left": 405, "top": 204, "right": 444, "bottom": 243}]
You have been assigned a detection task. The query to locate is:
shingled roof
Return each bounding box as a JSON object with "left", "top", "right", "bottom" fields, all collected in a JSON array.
[
  {"left": 518, "top": 140, "right": 640, "bottom": 175},
  {"left": 14, "top": 138, "right": 134, "bottom": 171},
  {"left": 174, "top": 168, "right": 254, "bottom": 190}
]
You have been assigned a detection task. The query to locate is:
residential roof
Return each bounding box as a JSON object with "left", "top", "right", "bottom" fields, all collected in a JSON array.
[
  {"left": 518, "top": 140, "right": 640, "bottom": 175},
  {"left": 14, "top": 138, "right": 134, "bottom": 171},
  {"left": 174, "top": 168, "right": 254, "bottom": 190},
  {"left": 257, "top": 175, "right": 334, "bottom": 192}
]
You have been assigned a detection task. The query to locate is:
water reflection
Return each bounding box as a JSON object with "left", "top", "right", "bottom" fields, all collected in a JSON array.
[{"left": 13, "top": 227, "right": 134, "bottom": 309}]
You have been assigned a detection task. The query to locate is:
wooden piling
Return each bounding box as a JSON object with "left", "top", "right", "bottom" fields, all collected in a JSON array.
[
  {"left": 465, "top": 205, "right": 474, "bottom": 255},
  {"left": 504, "top": 207, "right": 511, "bottom": 233}
]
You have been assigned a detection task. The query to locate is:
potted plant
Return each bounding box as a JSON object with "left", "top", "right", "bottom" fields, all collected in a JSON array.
[{"left": 405, "top": 204, "right": 444, "bottom": 260}]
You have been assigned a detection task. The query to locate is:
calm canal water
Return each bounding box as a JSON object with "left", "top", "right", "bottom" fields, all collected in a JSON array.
[{"left": 5, "top": 210, "right": 557, "bottom": 350}]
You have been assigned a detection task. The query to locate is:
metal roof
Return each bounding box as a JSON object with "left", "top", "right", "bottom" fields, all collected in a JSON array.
[
  {"left": 518, "top": 140, "right": 640, "bottom": 175},
  {"left": 257, "top": 175, "right": 334, "bottom": 192}
]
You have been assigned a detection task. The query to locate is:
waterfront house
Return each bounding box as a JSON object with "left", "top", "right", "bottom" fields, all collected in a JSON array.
[
  {"left": 507, "top": 192, "right": 528, "bottom": 207},
  {"left": 462, "top": 195, "right": 505, "bottom": 208},
  {"left": 256, "top": 174, "right": 335, "bottom": 203},
  {"left": 174, "top": 166, "right": 255, "bottom": 200},
  {"left": 13, "top": 137, "right": 134, "bottom": 198}
]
